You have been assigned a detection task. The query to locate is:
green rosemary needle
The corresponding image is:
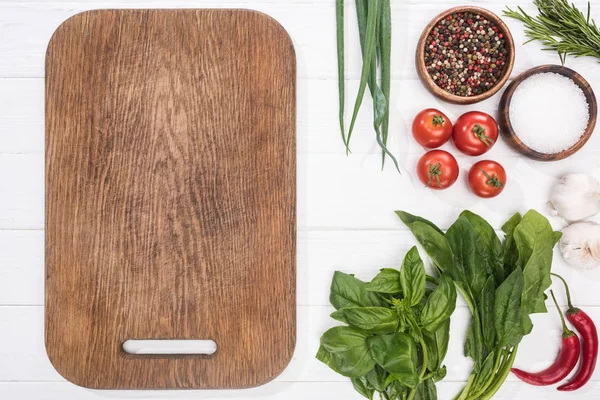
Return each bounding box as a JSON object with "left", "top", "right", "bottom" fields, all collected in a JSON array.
[{"left": 504, "top": 0, "right": 600, "bottom": 64}]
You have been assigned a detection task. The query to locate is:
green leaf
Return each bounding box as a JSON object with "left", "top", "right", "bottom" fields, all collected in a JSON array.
[
  {"left": 366, "top": 268, "right": 402, "bottom": 294},
  {"left": 446, "top": 216, "right": 486, "bottom": 297},
  {"left": 479, "top": 276, "right": 497, "bottom": 352},
  {"left": 367, "top": 333, "right": 419, "bottom": 388},
  {"left": 329, "top": 271, "right": 385, "bottom": 310},
  {"left": 397, "top": 217, "right": 456, "bottom": 278},
  {"left": 461, "top": 210, "right": 504, "bottom": 286},
  {"left": 342, "top": 307, "right": 399, "bottom": 334},
  {"left": 330, "top": 309, "right": 348, "bottom": 324},
  {"left": 420, "top": 274, "right": 457, "bottom": 333},
  {"left": 413, "top": 378, "right": 437, "bottom": 400},
  {"left": 473, "top": 351, "right": 496, "bottom": 393},
  {"left": 351, "top": 376, "right": 374, "bottom": 400},
  {"left": 389, "top": 380, "right": 408, "bottom": 399},
  {"left": 501, "top": 212, "right": 522, "bottom": 278},
  {"left": 366, "top": 364, "right": 389, "bottom": 392},
  {"left": 463, "top": 312, "right": 483, "bottom": 368},
  {"left": 400, "top": 247, "right": 426, "bottom": 307},
  {"left": 513, "top": 210, "right": 561, "bottom": 315},
  {"left": 432, "top": 365, "right": 447, "bottom": 382},
  {"left": 495, "top": 268, "right": 525, "bottom": 348},
  {"left": 424, "top": 318, "right": 450, "bottom": 371},
  {"left": 395, "top": 211, "right": 444, "bottom": 235},
  {"left": 317, "top": 326, "right": 376, "bottom": 377}
]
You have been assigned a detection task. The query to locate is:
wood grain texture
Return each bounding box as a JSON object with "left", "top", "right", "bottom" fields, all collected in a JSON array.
[
  {"left": 498, "top": 64, "right": 597, "bottom": 161},
  {"left": 45, "top": 9, "right": 296, "bottom": 389},
  {"left": 415, "top": 6, "right": 515, "bottom": 105}
]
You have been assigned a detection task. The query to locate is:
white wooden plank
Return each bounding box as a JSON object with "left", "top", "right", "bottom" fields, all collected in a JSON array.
[
  {"left": 4, "top": 229, "right": 600, "bottom": 307},
  {"left": 4, "top": 152, "right": 600, "bottom": 230},
  {"left": 2, "top": 1, "right": 600, "bottom": 80},
  {"left": 2, "top": 381, "right": 598, "bottom": 400},
  {"left": 3, "top": 305, "right": 600, "bottom": 385}
]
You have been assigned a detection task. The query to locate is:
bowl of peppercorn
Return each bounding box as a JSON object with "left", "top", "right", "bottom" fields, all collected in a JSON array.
[{"left": 416, "top": 6, "right": 515, "bottom": 105}]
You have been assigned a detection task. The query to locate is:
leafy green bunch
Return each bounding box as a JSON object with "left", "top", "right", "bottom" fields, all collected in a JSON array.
[
  {"left": 399, "top": 210, "right": 561, "bottom": 400},
  {"left": 316, "top": 246, "right": 457, "bottom": 400}
]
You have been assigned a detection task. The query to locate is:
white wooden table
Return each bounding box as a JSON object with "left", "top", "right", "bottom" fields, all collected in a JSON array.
[{"left": 1, "top": 0, "right": 600, "bottom": 398}]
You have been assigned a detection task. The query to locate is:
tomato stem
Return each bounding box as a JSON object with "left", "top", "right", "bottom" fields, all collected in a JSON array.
[
  {"left": 427, "top": 163, "right": 443, "bottom": 188},
  {"left": 472, "top": 124, "right": 495, "bottom": 147},
  {"left": 432, "top": 115, "right": 445, "bottom": 126},
  {"left": 479, "top": 168, "right": 504, "bottom": 188}
]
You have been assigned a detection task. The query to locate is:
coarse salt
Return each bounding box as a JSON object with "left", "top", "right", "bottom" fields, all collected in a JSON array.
[{"left": 509, "top": 72, "right": 589, "bottom": 154}]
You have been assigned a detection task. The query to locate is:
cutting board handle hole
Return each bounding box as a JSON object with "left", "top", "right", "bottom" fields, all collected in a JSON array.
[{"left": 122, "top": 340, "right": 217, "bottom": 355}]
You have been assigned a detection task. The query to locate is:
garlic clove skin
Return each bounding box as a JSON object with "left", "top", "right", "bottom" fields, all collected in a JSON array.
[
  {"left": 560, "top": 221, "right": 600, "bottom": 270},
  {"left": 548, "top": 174, "right": 600, "bottom": 222}
]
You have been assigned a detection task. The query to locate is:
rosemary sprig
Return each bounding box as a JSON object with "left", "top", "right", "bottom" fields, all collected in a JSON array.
[{"left": 504, "top": 0, "right": 600, "bottom": 64}]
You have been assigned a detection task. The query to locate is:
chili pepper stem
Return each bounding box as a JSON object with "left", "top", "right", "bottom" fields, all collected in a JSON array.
[
  {"left": 550, "top": 290, "right": 575, "bottom": 338},
  {"left": 551, "top": 272, "right": 580, "bottom": 314}
]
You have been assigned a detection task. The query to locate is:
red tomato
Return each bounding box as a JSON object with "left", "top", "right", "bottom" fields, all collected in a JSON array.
[
  {"left": 468, "top": 160, "right": 507, "bottom": 198},
  {"left": 412, "top": 109, "right": 453, "bottom": 148},
  {"left": 452, "top": 111, "right": 498, "bottom": 156},
  {"left": 417, "top": 150, "right": 459, "bottom": 190}
]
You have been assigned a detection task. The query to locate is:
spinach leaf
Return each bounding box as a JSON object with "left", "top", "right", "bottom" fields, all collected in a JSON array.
[
  {"left": 317, "top": 326, "right": 376, "bottom": 377},
  {"left": 446, "top": 216, "right": 485, "bottom": 297},
  {"left": 400, "top": 219, "right": 457, "bottom": 279},
  {"left": 473, "top": 351, "right": 495, "bottom": 393},
  {"left": 420, "top": 274, "right": 456, "bottom": 332},
  {"left": 395, "top": 211, "right": 444, "bottom": 235},
  {"left": 464, "top": 313, "right": 483, "bottom": 369},
  {"left": 413, "top": 378, "right": 437, "bottom": 400},
  {"left": 501, "top": 212, "right": 522, "bottom": 278},
  {"left": 367, "top": 333, "right": 419, "bottom": 388},
  {"left": 342, "top": 307, "right": 399, "bottom": 334},
  {"left": 513, "top": 210, "right": 561, "bottom": 315},
  {"left": 400, "top": 246, "right": 426, "bottom": 307},
  {"left": 351, "top": 376, "right": 374, "bottom": 400},
  {"left": 494, "top": 268, "right": 525, "bottom": 348},
  {"left": 366, "top": 365, "right": 389, "bottom": 392},
  {"left": 479, "top": 276, "right": 497, "bottom": 352},
  {"left": 367, "top": 268, "right": 402, "bottom": 294},
  {"left": 461, "top": 210, "right": 504, "bottom": 286},
  {"left": 330, "top": 271, "right": 385, "bottom": 310}
]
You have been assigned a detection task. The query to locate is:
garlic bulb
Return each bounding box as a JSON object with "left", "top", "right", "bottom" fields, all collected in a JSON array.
[
  {"left": 548, "top": 174, "right": 600, "bottom": 222},
  {"left": 560, "top": 222, "right": 600, "bottom": 270}
]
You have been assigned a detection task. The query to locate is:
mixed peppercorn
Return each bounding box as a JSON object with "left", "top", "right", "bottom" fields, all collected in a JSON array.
[{"left": 424, "top": 12, "right": 509, "bottom": 97}]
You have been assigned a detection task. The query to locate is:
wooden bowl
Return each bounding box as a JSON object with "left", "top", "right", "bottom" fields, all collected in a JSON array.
[
  {"left": 498, "top": 65, "right": 597, "bottom": 161},
  {"left": 416, "top": 6, "right": 515, "bottom": 105}
]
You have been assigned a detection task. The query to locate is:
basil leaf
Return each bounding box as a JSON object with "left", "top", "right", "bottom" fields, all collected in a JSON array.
[
  {"left": 317, "top": 327, "right": 376, "bottom": 377},
  {"left": 432, "top": 366, "right": 447, "bottom": 382},
  {"left": 342, "top": 307, "right": 399, "bottom": 334},
  {"left": 351, "top": 376, "right": 374, "bottom": 400},
  {"left": 461, "top": 210, "right": 504, "bottom": 286},
  {"left": 513, "top": 210, "right": 561, "bottom": 315},
  {"left": 389, "top": 380, "right": 408, "bottom": 399},
  {"left": 424, "top": 318, "right": 450, "bottom": 371},
  {"left": 479, "top": 276, "right": 497, "bottom": 352},
  {"left": 366, "top": 365, "right": 389, "bottom": 392},
  {"left": 330, "top": 309, "right": 348, "bottom": 324},
  {"left": 495, "top": 268, "right": 525, "bottom": 348},
  {"left": 366, "top": 268, "right": 402, "bottom": 294},
  {"left": 400, "top": 246, "right": 426, "bottom": 307},
  {"left": 329, "top": 271, "right": 385, "bottom": 310},
  {"left": 367, "top": 333, "right": 419, "bottom": 388},
  {"left": 446, "top": 216, "right": 485, "bottom": 298},
  {"left": 420, "top": 274, "right": 456, "bottom": 333}
]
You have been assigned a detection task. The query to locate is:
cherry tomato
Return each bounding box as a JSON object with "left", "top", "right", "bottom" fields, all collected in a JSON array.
[
  {"left": 452, "top": 111, "right": 498, "bottom": 156},
  {"left": 417, "top": 150, "right": 459, "bottom": 190},
  {"left": 468, "top": 160, "right": 507, "bottom": 198},
  {"left": 412, "top": 109, "right": 453, "bottom": 148}
]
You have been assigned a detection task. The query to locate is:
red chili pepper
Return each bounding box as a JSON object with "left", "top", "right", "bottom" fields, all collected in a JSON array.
[
  {"left": 553, "top": 273, "right": 599, "bottom": 391},
  {"left": 511, "top": 290, "right": 580, "bottom": 386}
]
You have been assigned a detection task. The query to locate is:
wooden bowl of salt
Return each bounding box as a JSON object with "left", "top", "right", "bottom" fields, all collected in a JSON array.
[{"left": 499, "top": 64, "right": 597, "bottom": 161}]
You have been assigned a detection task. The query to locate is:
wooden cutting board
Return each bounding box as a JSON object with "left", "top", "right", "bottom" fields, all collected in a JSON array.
[{"left": 45, "top": 9, "right": 296, "bottom": 389}]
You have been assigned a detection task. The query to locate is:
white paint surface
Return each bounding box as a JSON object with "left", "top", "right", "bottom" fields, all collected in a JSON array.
[{"left": 1, "top": 0, "right": 600, "bottom": 398}]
